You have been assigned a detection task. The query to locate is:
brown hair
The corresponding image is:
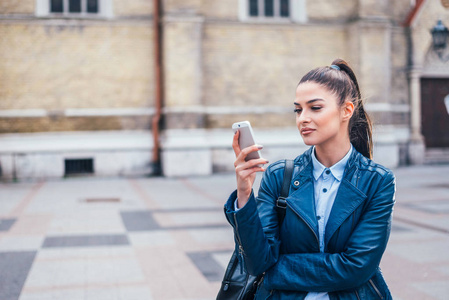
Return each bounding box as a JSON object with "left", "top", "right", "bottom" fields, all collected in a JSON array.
[{"left": 298, "top": 58, "right": 373, "bottom": 159}]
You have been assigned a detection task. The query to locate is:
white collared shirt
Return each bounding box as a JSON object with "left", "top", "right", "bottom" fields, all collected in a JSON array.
[{"left": 305, "top": 145, "right": 353, "bottom": 300}]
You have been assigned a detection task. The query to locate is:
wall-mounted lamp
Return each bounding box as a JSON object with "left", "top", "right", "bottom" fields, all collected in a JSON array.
[{"left": 431, "top": 19, "right": 449, "bottom": 61}]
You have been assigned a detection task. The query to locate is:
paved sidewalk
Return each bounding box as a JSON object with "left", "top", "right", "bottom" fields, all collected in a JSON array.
[{"left": 0, "top": 165, "right": 448, "bottom": 300}]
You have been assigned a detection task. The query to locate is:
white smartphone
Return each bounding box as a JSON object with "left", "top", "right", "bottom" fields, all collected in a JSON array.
[{"left": 232, "top": 121, "right": 261, "bottom": 161}]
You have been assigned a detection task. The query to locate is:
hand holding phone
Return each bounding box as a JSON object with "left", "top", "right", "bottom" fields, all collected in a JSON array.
[
  {"left": 231, "top": 121, "right": 269, "bottom": 207},
  {"left": 232, "top": 121, "right": 261, "bottom": 161}
]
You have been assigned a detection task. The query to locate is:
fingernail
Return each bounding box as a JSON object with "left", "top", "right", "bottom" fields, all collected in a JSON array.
[
  {"left": 258, "top": 145, "right": 263, "bottom": 149},
  {"left": 234, "top": 131, "right": 238, "bottom": 135},
  {"left": 265, "top": 161, "right": 269, "bottom": 164}
]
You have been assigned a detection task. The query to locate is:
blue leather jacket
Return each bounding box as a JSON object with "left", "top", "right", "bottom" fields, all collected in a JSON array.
[{"left": 224, "top": 147, "right": 395, "bottom": 299}]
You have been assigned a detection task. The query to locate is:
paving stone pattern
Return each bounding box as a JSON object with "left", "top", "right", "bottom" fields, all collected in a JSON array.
[{"left": 0, "top": 166, "right": 448, "bottom": 299}]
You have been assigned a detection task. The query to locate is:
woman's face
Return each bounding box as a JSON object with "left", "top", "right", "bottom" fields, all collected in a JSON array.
[{"left": 294, "top": 81, "right": 351, "bottom": 148}]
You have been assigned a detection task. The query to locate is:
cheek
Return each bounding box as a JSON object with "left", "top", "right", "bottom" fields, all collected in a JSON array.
[{"left": 318, "top": 111, "right": 341, "bottom": 127}]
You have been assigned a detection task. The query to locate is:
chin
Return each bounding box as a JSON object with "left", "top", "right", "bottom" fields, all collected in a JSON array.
[{"left": 301, "top": 136, "right": 317, "bottom": 146}]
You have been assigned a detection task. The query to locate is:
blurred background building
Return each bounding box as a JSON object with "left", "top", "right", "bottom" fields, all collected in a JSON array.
[{"left": 1, "top": 0, "right": 449, "bottom": 180}]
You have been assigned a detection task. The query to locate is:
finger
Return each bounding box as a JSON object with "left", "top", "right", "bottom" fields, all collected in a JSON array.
[
  {"left": 238, "top": 158, "right": 269, "bottom": 170},
  {"left": 235, "top": 146, "right": 266, "bottom": 168},
  {"left": 239, "top": 144, "right": 263, "bottom": 159},
  {"left": 234, "top": 155, "right": 268, "bottom": 169},
  {"left": 235, "top": 159, "right": 269, "bottom": 175},
  {"left": 237, "top": 166, "right": 266, "bottom": 179},
  {"left": 232, "top": 130, "right": 241, "bottom": 157}
]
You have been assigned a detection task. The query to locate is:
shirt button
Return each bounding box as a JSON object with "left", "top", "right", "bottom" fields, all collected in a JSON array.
[
  {"left": 325, "top": 170, "right": 330, "bottom": 175},
  {"left": 323, "top": 188, "right": 328, "bottom": 193},
  {"left": 317, "top": 215, "right": 321, "bottom": 220}
]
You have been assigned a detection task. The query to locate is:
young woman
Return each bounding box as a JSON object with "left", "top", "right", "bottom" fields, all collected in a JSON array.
[{"left": 225, "top": 59, "right": 395, "bottom": 299}]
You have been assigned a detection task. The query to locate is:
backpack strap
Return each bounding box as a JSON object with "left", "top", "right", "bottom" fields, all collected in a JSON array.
[{"left": 276, "top": 159, "right": 294, "bottom": 224}]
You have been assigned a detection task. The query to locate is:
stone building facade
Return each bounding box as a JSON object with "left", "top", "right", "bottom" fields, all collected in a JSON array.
[{"left": 0, "top": 0, "right": 448, "bottom": 179}]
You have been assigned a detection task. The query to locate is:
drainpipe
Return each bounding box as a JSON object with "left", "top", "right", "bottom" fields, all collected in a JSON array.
[{"left": 152, "top": 0, "right": 163, "bottom": 175}]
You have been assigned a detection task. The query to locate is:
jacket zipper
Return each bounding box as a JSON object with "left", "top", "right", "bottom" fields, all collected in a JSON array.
[
  {"left": 265, "top": 289, "right": 273, "bottom": 300},
  {"left": 287, "top": 202, "right": 319, "bottom": 249},
  {"left": 369, "top": 279, "right": 384, "bottom": 299},
  {"left": 234, "top": 214, "right": 246, "bottom": 273},
  {"left": 354, "top": 290, "right": 361, "bottom": 300}
]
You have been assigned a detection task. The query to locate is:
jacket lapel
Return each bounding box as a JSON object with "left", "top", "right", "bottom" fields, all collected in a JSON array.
[
  {"left": 286, "top": 150, "right": 319, "bottom": 239},
  {"left": 285, "top": 148, "right": 317, "bottom": 237},
  {"left": 286, "top": 179, "right": 319, "bottom": 238},
  {"left": 324, "top": 176, "right": 367, "bottom": 245}
]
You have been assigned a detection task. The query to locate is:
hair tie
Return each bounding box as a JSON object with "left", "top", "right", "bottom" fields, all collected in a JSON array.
[{"left": 330, "top": 65, "right": 340, "bottom": 70}]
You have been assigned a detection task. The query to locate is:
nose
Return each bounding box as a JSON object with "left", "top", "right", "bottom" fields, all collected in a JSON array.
[{"left": 297, "top": 110, "right": 311, "bottom": 125}]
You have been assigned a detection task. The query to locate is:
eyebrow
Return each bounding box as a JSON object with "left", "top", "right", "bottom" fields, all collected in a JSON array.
[{"left": 293, "top": 98, "right": 325, "bottom": 105}]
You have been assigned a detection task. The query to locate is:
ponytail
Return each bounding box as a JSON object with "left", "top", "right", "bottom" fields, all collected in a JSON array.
[
  {"left": 299, "top": 58, "right": 373, "bottom": 159},
  {"left": 332, "top": 59, "right": 373, "bottom": 159}
]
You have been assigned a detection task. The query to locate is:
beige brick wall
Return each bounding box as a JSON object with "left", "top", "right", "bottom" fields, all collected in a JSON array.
[
  {"left": 369, "top": 111, "right": 409, "bottom": 126},
  {"left": 358, "top": 0, "right": 389, "bottom": 17},
  {"left": 202, "top": 0, "right": 239, "bottom": 20},
  {"left": 0, "top": 116, "right": 151, "bottom": 133},
  {"left": 0, "top": 0, "right": 34, "bottom": 14},
  {"left": 391, "top": 0, "right": 414, "bottom": 25},
  {"left": 357, "top": 23, "right": 391, "bottom": 104},
  {"left": 113, "top": 0, "right": 153, "bottom": 17},
  {"left": 0, "top": 22, "right": 154, "bottom": 110},
  {"left": 390, "top": 27, "right": 408, "bottom": 105},
  {"left": 202, "top": 24, "right": 348, "bottom": 109},
  {"left": 164, "top": 0, "right": 202, "bottom": 15},
  {"left": 206, "top": 112, "right": 295, "bottom": 129},
  {"left": 1, "top": 0, "right": 438, "bottom": 134},
  {"left": 307, "top": 0, "right": 358, "bottom": 20},
  {"left": 163, "top": 19, "right": 202, "bottom": 108}
]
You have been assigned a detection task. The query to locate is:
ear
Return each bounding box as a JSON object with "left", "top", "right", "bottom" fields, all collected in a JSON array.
[{"left": 341, "top": 101, "right": 354, "bottom": 121}]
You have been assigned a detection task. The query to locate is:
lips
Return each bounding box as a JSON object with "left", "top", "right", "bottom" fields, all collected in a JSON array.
[{"left": 301, "top": 128, "right": 315, "bottom": 135}]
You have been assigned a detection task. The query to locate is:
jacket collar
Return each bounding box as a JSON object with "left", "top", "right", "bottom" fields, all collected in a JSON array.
[
  {"left": 292, "top": 146, "right": 358, "bottom": 181},
  {"left": 311, "top": 145, "right": 353, "bottom": 181},
  {"left": 288, "top": 146, "right": 367, "bottom": 245}
]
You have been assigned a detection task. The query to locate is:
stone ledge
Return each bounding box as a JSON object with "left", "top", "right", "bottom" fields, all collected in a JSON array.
[
  {"left": 0, "top": 126, "right": 406, "bottom": 179},
  {"left": 0, "top": 131, "right": 153, "bottom": 154}
]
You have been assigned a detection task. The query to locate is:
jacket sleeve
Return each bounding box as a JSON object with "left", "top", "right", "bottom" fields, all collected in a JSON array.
[
  {"left": 263, "top": 170, "right": 396, "bottom": 292},
  {"left": 224, "top": 164, "right": 284, "bottom": 276}
]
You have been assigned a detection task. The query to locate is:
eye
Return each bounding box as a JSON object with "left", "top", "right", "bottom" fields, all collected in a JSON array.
[
  {"left": 294, "top": 108, "right": 302, "bottom": 114},
  {"left": 311, "top": 106, "right": 322, "bottom": 111}
]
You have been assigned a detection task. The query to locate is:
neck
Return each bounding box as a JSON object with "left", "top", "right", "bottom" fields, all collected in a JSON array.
[{"left": 314, "top": 139, "right": 351, "bottom": 168}]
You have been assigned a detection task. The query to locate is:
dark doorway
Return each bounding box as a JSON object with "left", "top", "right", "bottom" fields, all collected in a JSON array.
[{"left": 421, "top": 78, "right": 449, "bottom": 148}]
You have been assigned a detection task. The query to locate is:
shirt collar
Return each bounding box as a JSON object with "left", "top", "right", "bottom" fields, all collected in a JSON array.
[{"left": 311, "top": 145, "right": 353, "bottom": 181}]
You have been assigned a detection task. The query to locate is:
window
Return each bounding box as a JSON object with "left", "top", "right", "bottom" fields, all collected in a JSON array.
[
  {"left": 265, "top": 0, "right": 274, "bottom": 17},
  {"left": 239, "top": 0, "right": 306, "bottom": 23},
  {"left": 50, "top": 0, "right": 98, "bottom": 14},
  {"left": 247, "top": 0, "right": 288, "bottom": 18},
  {"left": 87, "top": 0, "right": 99, "bottom": 13},
  {"left": 51, "top": 0, "right": 63, "bottom": 13},
  {"left": 280, "top": 0, "right": 289, "bottom": 17},
  {"left": 36, "top": 0, "right": 112, "bottom": 18}
]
